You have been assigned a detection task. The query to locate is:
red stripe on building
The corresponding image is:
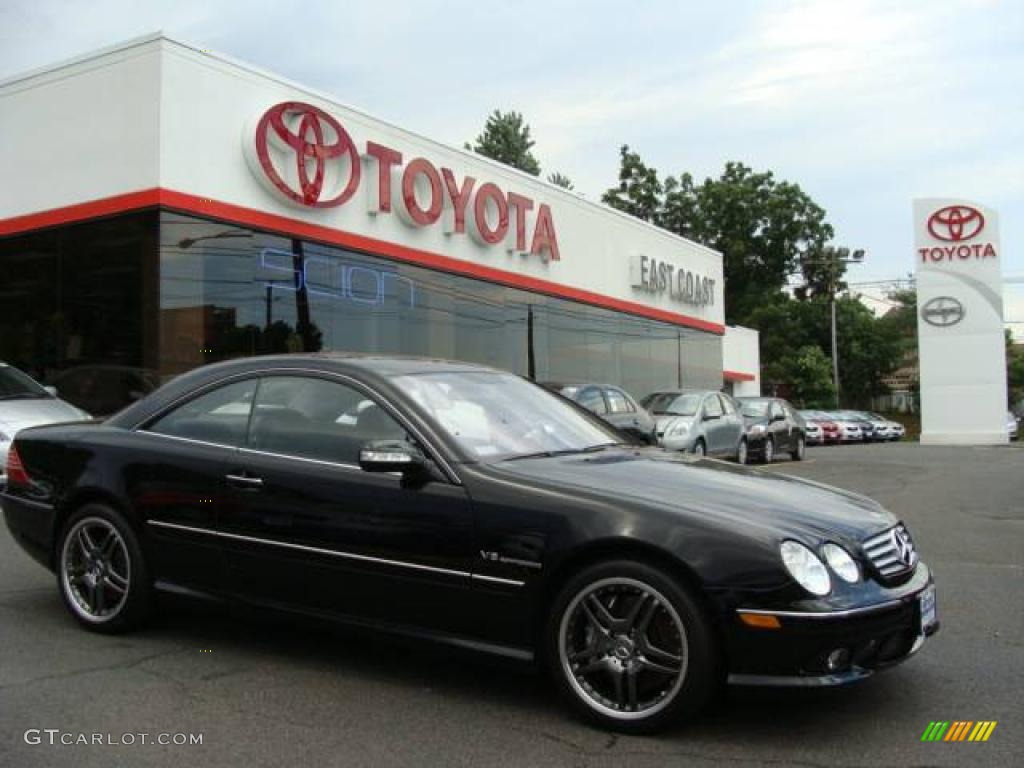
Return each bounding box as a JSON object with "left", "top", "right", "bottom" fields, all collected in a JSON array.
[{"left": 1, "top": 188, "right": 727, "bottom": 335}]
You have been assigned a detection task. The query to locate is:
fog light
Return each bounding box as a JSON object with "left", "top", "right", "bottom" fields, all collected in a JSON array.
[{"left": 826, "top": 648, "right": 850, "bottom": 672}]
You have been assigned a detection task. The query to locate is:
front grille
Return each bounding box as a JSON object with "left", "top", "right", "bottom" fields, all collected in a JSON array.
[{"left": 863, "top": 524, "right": 918, "bottom": 581}]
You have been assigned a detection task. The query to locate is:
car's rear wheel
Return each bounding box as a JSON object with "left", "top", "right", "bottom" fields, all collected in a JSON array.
[
  {"left": 546, "top": 560, "right": 719, "bottom": 733},
  {"left": 57, "top": 504, "right": 153, "bottom": 633},
  {"left": 791, "top": 435, "right": 805, "bottom": 461},
  {"left": 762, "top": 437, "right": 775, "bottom": 464},
  {"left": 693, "top": 439, "right": 706, "bottom": 457}
]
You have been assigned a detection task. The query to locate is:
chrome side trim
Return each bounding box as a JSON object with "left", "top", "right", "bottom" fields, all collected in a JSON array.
[
  {"left": 736, "top": 599, "right": 907, "bottom": 620},
  {"left": 135, "top": 430, "right": 238, "bottom": 452},
  {"left": 147, "top": 519, "right": 523, "bottom": 587},
  {"left": 237, "top": 446, "right": 363, "bottom": 473},
  {"left": 471, "top": 573, "right": 527, "bottom": 587}
]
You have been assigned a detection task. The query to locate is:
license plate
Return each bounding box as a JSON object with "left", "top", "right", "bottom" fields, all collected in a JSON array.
[{"left": 919, "top": 585, "right": 937, "bottom": 631}]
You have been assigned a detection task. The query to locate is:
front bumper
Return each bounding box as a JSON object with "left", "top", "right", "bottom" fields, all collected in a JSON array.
[
  {"left": 726, "top": 565, "right": 937, "bottom": 687},
  {"left": 659, "top": 432, "right": 696, "bottom": 452}
]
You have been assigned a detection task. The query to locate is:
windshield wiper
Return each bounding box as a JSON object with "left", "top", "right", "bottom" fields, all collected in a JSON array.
[{"left": 506, "top": 443, "right": 629, "bottom": 461}]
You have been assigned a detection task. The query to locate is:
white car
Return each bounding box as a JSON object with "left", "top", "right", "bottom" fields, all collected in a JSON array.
[
  {"left": 1009, "top": 411, "right": 1020, "bottom": 441},
  {"left": 0, "top": 363, "right": 91, "bottom": 485}
]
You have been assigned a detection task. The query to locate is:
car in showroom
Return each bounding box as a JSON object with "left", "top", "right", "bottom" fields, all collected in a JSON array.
[
  {"left": 799, "top": 410, "right": 841, "bottom": 445},
  {"left": 0, "top": 362, "right": 91, "bottom": 486},
  {"left": 542, "top": 382, "right": 656, "bottom": 444},
  {"left": 640, "top": 389, "right": 746, "bottom": 462},
  {"left": 1, "top": 354, "right": 938, "bottom": 732},
  {"left": 737, "top": 397, "right": 807, "bottom": 463}
]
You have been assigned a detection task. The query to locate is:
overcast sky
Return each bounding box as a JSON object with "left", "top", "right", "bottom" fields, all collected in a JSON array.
[{"left": 2, "top": 0, "right": 1021, "bottom": 331}]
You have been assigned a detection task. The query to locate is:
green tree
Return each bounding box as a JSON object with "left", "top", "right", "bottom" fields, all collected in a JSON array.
[
  {"left": 466, "top": 110, "right": 541, "bottom": 176},
  {"left": 547, "top": 171, "right": 574, "bottom": 190},
  {"left": 601, "top": 145, "right": 663, "bottom": 223},
  {"left": 603, "top": 153, "right": 834, "bottom": 325},
  {"left": 1006, "top": 329, "right": 1024, "bottom": 408},
  {"left": 765, "top": 345, "right": 836, "bottom": 408}
]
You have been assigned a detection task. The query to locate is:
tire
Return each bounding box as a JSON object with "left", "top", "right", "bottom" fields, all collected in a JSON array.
[
  {"left": 735, "top": 438, "right": 748, "bottom": 465},
  {"left": 57, "top": 503, "right": 153, "bottom": 633},
  {"left": 762, "top": 437, "right": 774, "bottom": 464},
  {"left": 791, "top": 435, "right": 805, "bottom": 461},
  {"left": 693, "top": 439, "right": 706, "bottom": 457},
  {"left": 546, "top": 559, "right": 720, "bottom": 733}
]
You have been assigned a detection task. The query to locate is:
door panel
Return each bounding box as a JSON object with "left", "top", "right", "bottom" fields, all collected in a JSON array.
[
  {"left": 219, "top": 374, "right": 475, "bottom": 636},
  {"left": 128, "top": 378, "right": 258, "bottom": 592}
]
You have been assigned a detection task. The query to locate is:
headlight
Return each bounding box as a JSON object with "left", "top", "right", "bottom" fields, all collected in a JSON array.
[
  {"left": 822, "top": 543, "right": 860, "bottom": 583},
  {"left": 780, "top": 540, "right": 831, "bottom": 596},
  {"left": 667, "top": 420, "right": 690, "bottom": 437},
  {"left": 748, "top": 424, "right": 766, "bottom": 435}
]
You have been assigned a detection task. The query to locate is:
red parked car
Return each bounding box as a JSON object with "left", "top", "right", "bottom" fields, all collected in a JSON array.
[{"left": 800, "top": 410, "right": 841, "bottom": 444}]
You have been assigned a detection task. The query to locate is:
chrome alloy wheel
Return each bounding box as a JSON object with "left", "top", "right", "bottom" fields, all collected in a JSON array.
[
  {"left": 559, "top": 577, "right": 689, "bottom": 721},
  {"left": 737, "top": 439, "right": 748, "bottom": 465},
  {"left": 60, "top": 517, "right": 131, "bottom": 623}
]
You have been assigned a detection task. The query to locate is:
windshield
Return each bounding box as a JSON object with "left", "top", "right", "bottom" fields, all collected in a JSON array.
[
  {"left": 644, "top": 393, "right": 701, "bottom": 417},
  {"left": 0, "top": 364, "right": 51, "bottom": 400},
  {"left": 740, "top": 400, "right": 770, "bottom": 417},
  {"left": 393, "top": 371, "right": 621, "bottom": 461}
]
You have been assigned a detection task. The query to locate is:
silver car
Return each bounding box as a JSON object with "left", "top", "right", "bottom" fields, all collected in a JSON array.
[
  {"left": 0, "top": 363, "right": 90, "bottom": 485},
  {"left": 640, "top": 390, "right": 747, "bottom": 461},
  {"left": 1009, "top": 411, "right": 1019, "bottom": 441}
]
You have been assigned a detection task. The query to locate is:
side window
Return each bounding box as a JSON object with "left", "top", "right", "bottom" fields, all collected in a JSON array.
[
  {"left": 605, "top": 388, "right": 635, "bottom": 414},
  {"left": 576, "top": 387, "right": 608, "bottom": 415},
  {"left": 770, "top": 401, "right": 784, "bottom": 420},
  {"left": 719, "top": 394, "right": 737, "bottom": 415},
  {"left": 247, "top": 376, "right": 409, "bottom": 465},
  {"left": 147, "top": 379, "right": 258, "bottom": 447},
  {"left": 703, "top": 395, "right": 723, "bottom": 418}
]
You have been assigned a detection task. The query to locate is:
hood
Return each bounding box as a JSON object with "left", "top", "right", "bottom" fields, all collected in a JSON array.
[
  {"left": 0, "top": 398, "right": 90, "bottom": 435},
  {"left": 654, "top": 414, "right": 694, "bottom": 433},
  {"left": 488, "top": 448, "right": 896, "bottom": 543}
]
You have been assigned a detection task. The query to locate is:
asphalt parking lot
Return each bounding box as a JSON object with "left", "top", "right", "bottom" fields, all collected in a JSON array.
[{"left": 1, "top": 442, "right": 1021, "bottom": 767}]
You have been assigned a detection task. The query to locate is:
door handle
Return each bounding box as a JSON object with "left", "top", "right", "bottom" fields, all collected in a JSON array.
[{"left": 225, "top": 473, "right": 264, "bottom": 489}]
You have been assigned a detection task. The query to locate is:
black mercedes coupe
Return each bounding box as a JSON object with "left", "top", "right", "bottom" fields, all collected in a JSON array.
[{"left": 1, "top": 354, "right": 938, "bottom": 732}]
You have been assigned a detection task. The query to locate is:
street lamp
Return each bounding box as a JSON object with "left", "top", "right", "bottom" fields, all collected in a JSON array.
[{"left": 800, "top": 248, "right": 865, "bottom": 408}]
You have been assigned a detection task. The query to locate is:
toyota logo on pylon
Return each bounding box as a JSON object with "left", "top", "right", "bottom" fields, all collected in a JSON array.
[
  {"left": 927, "top": 205, "right": 985, "bottom": 242},
  {"left": 252, "top": 102, "right": 361, "bottom": 208}
]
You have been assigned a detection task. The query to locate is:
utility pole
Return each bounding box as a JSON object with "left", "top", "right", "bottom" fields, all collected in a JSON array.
[{"left": 802, "top": 248, "right": 865, "bottom": 409}]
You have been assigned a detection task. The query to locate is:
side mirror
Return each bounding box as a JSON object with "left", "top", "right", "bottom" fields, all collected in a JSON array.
[
  {"left": 771, "top": 413, "right": 785, "bottom": 423},
  {"left": 43, "top": 385, "right": 58, "bottom": 397},
  {"left": 702, "top": 412, "right": 720, "bottom": 422},
  {"left": 359, "top": 440, "right": 427, "bottom": 474}
]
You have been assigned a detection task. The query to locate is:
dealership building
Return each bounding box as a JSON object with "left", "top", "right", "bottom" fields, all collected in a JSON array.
[{"left": 0, "top": 35, "right": 759, "bottom": 415}]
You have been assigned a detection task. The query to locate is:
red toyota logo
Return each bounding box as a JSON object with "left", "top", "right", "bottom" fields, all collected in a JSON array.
[
  {"left": 927, "top": 205, "right": 985, "bottom": 242},
  {"left": 254, "top": 102, "right": 360, "bottom": 208}
]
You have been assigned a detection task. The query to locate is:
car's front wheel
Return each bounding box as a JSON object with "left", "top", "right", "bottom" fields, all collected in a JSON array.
[
  {"left": 791, "top": 435, "right": 805, "bottom": 461},
  {"left": 762, "top": 436, "right": 775, "bottom": 464},
  {"left": 546, "top": 560, "right": 720, "bottom": 733},
  {"left": 735, "top": 438, "right": 748, "bottom": 465},
  {"left": 57, "top": 503, "right": 153, "bottom": 633},
  {"left": 692, "top": 439, "right": 706, "bottom": 457}
]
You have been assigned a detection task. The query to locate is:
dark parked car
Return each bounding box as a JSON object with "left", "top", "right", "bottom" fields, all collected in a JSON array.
[
  {"left": 2, "top": 355, "right": 938, "bottom": 732},
  {"left": 543, "top": 382, "right": 656, "bottom": 444},
  {"left": 738, "top": 397, "right": 807, "bottom": 463}
]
